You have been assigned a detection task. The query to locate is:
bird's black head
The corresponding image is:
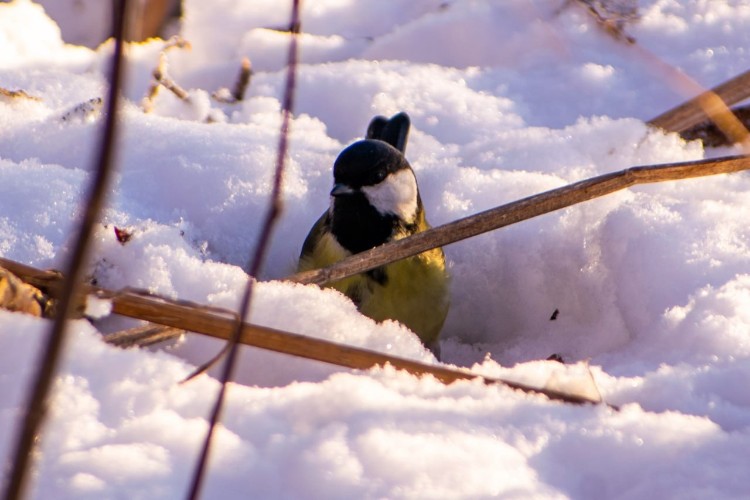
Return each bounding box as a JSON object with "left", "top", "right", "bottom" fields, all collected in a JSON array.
[
  {"left": 328, "top": 139, "right": 422, "bottom": 254},
  {"left": 332, "top": 139, "right": 410, "bottom": 189}
]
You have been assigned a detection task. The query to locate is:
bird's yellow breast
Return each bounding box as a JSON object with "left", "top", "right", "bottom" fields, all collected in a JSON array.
[{"left": 298, "top": 230, "right": 449, "bottom": 347}]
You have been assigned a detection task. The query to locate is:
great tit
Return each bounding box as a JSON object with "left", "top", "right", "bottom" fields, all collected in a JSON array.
[{"left": 298, "top": 113, "right": 449, "bottom": 358}]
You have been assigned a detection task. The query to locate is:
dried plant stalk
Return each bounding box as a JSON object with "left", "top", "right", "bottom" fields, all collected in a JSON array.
[
  {"left": 648, "top": 68, "right": 750, "bottom": 136},
  {"left": 152, "top": 56, "right": 189, "bottom": 100},
  {"left": 0, "top": 257, "right": 601, "bottom": 406},
  {"left": 212, "top": 58, "right": 253, "bottom": 104},
  {"left": 142, "top": 53, "right": 166, "bottom": 112},
  {"left": 104, "top": 323, "right": 183, "bottom": 348},
  {"left": 232, "top": 57, "right": 252, "bottom": 101},
  {"left": 143, "top": 38, "right": 192, "bottom": 112},
  {"left": 289, "top": 155, "right": 750, "bottom": 287}
]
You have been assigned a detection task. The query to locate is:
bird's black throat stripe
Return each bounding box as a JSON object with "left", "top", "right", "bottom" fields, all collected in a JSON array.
[
  {"left": 330, "top": 192, "right": 398, "bottom": 254},
  {"left": 329, "top": 191, "right": 416, "bottom": 287}
]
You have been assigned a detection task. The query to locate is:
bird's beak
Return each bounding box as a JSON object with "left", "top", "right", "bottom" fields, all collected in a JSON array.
[{"left": 330, "top": 183, "right": 355, "bottom": 197}]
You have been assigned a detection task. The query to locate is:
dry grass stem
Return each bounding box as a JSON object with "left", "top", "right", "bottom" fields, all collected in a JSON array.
[
  {"left": 232, "top": 57, "right": 253, "bottom": 101},
  {"left": 648, "top": 68, "right": 750, "bottom": 140},
  {"left": 0, "top": 257, "right": 602, "bottom": 406},
  {"left": 143, "top": 38, "right": 192, "bottom": 112},
  {"left": 152, "top": 55, "right": 189, "bottom": 101},
  {"left": 289, "top": 155, "right": 750, "bottom": 287},
  {"left": 104, "top": 323, "right": 183, "bottom": 348},
  {"left": 212, "top": 57, "right": 253, "bottom": 104},
  {"left": 142, "top": 53, "right": 166, "bottom": 112}
]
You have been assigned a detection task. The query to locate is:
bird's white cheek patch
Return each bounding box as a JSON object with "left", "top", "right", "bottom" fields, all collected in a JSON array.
[{"left": 362, "top": 169, "right": 418, "bottom": 223}]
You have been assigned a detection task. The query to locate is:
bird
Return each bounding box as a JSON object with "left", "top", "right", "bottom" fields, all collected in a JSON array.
[{"left": 298, "top": 112, "right": 449, "bottom": 358}]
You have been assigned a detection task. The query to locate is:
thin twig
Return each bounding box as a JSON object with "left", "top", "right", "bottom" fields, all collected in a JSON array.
[
  {"left": 0, "top": 257, "right": 604, "bottom": 407},
  {"left": 179, "top": 343, "right": 232, "bottom": 382},
  {"left": 1, "top": 1, "right": 130, "bottom": 498},
  {"left": 143, "top": 37, "right": 192, "bottom": 112},
  {"left": 289, "top": 155, "right": 750, "bottom": 286},
  {"left": 212, "top": 58, "right": 253, "bottom": 104},
  {"left": 103, "top": 324, "right": 183, "bottom": 348},
  {"left": 142, "top": 53, "right": 166, "bottom": 112},
  {"left": 232, "top": 57, "right": 253, "bottom": 101},
  {"left": 185, "top": 2, "right": 301, "bottom": 499},
  {"left": 153, "top": 55, "right": 189, "bottom": 101}
]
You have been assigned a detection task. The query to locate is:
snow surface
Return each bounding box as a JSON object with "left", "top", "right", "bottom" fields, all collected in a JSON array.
[{"left": 2, "top": 0, "right": 750, "bottom": 498}]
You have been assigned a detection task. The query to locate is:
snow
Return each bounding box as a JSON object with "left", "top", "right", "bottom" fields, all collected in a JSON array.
[{"left": 2, "top": 0, "right": 750, "bottom": 497}]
